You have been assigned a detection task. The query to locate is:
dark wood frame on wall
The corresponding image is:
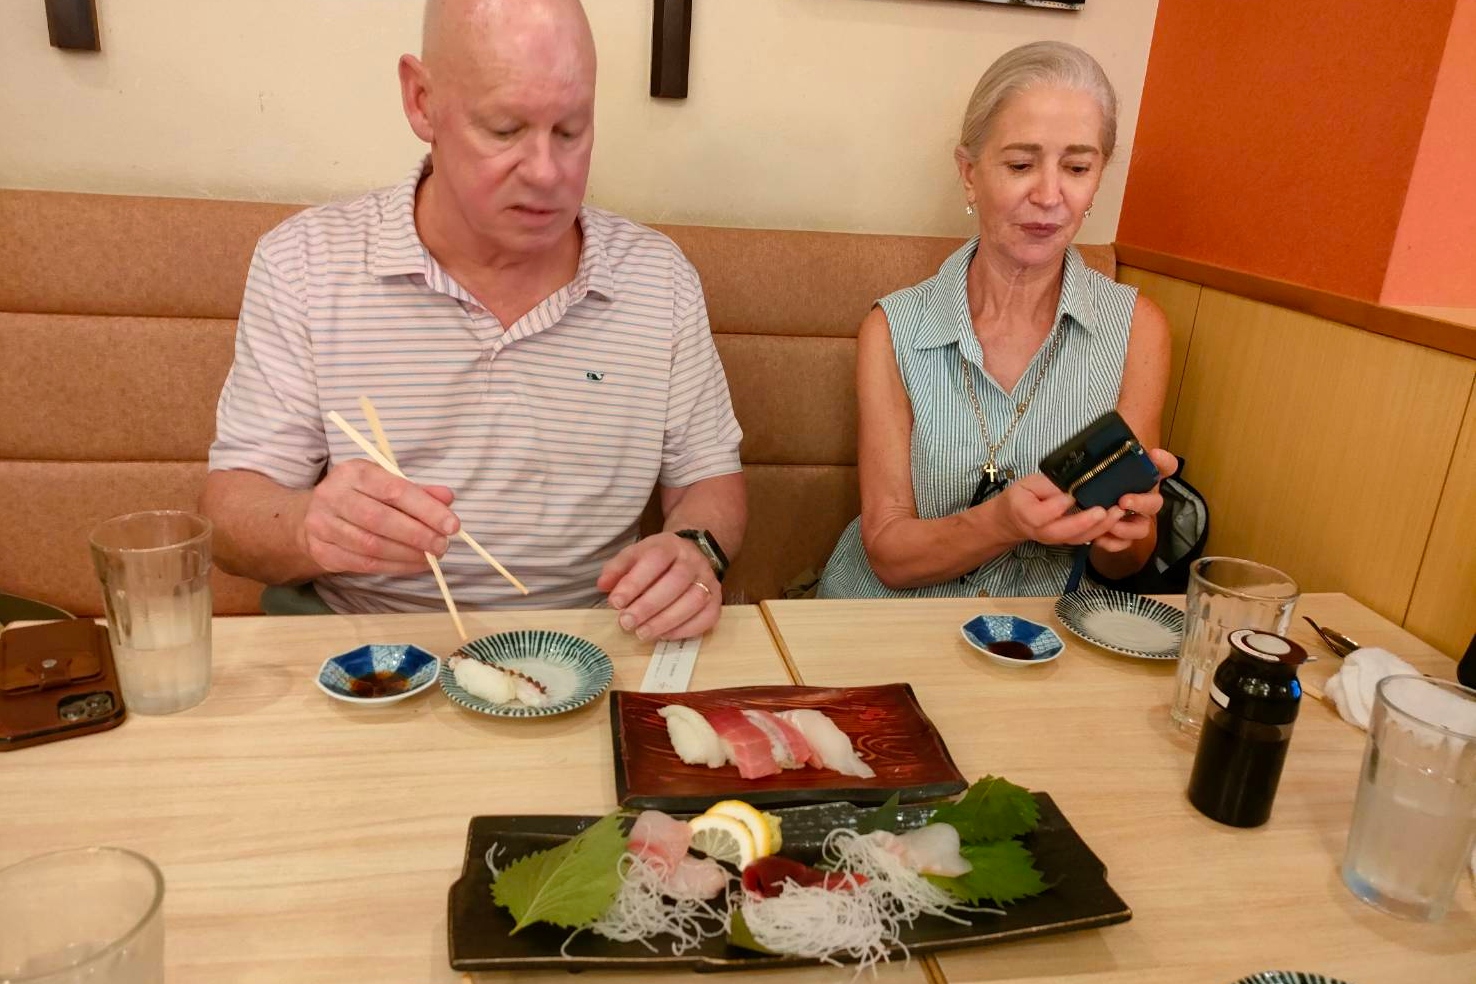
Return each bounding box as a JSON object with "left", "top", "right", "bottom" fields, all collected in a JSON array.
[
  {"left": 45, "top": 0, "right": 100, "bottom": 51},
  {"left": 651, "top": 0, "right": 693, "bottom": 99}
]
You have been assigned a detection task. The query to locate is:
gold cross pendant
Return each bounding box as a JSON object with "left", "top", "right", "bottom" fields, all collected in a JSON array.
[{"left": 983, "top": 460, "right": 999, "bottom": 482}]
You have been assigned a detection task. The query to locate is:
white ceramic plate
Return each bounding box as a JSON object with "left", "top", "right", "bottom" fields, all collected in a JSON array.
[{"left": 1054, "top": 590, "right": 1184, "bottom": 661}]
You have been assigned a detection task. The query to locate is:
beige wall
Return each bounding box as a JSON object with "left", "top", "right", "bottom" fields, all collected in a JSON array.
[{"left": 0, "top": 0, "right": 1158, "bottom": 238}]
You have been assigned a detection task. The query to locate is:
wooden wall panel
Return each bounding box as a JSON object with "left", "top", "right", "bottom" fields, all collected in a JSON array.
[
  {"left": 1169, "top": 289, "right": 1473, "bottom": 626},
  {"left": 1118, "top": 266, "right": 1201, "bottom": 445},
  {"left": 1405, "top": 384, "right": 1476, "bottom": 657}
]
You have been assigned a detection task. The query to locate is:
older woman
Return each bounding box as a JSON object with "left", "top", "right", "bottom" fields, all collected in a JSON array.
[{"left": 819, "top": 41, "right": 1175, "bottom": 600}]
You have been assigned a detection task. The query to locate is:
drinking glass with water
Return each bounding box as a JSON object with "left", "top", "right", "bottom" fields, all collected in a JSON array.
[
  {"left": 89, "top": 511, "right": 213, "bottom": 715},
  {"left": 1170, "top": 557, "right": 1298, "bottom": 735},
  {"left": 1341, "top": 675, "right": 1476, "bottom": 921}
]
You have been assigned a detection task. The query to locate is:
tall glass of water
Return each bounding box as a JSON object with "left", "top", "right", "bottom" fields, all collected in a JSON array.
[
  {"left": 0, "top": 847, "right": 164, "bottom": 983},
  {"left": 1170, "top": 557, "right": 1298, "bottom": 735},
  {"left": 1341, "top": 675, "right": 1476, "bottom": 921},
  {"left": 89, "top": 510, "right": 213, "bottom": 715}
]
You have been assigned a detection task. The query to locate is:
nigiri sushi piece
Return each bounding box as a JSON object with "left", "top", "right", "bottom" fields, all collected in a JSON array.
[
  {"left": 869, "top": 823, "right": 971, "bottom": 877},
  {"left": 659, "top": 704, "right": 727, "bottom": 768},
  {"left": 705, "top": 708, "right": 782, "bottom": 779},
  {"left": 628, "top": 810, "right": 692, "bottom": 873},
  {"left": 449, "top": 656, "right": 548, "bottom": 707},
  {"left": 741, "top": 709, "right": 814, "bottom": 770},
  {"left": 777, "top": 710, "right": 875, "bottom": 779}
]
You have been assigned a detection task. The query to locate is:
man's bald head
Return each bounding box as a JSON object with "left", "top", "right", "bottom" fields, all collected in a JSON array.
[
  {"left": 421, "top": 0, "right": 596, "bottom": 80},
  {"left": 400, "top": 0, "right": 598, "bottom": 262}
]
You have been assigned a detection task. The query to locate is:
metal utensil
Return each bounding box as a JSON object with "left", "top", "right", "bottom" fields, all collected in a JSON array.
[{"left": 1303, "top": 616, "right": 1359, "bottom": 658}]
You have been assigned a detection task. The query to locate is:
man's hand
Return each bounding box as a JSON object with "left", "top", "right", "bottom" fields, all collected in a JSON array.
[
  {"left": 598, "top": 532, "right": 720, "bottom": 642},
  {"left": 298, "top": 459, "right": 460, "bottom": 576}
]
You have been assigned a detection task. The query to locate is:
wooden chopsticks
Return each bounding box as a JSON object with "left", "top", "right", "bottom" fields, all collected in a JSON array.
[
  {"left": 357, "top": 396, "right": 468, "bottom": 643},
  {"left": 327, "top": 403, "right": 530, "bottom": 613}
]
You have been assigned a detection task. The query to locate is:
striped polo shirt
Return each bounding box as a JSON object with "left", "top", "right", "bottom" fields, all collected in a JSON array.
[
  {"left": 210, "top": 158, "right": 743, "bottom": 613},
  {"left": 818, "top": 241, "right": 1138, "bottom": 599}
]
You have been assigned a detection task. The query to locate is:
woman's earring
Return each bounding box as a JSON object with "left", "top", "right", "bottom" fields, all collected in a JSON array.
[
  {"left": 1084, "top": 202, "right": 1094, "bottom": 218},
  {"left": 965, "top": 201, "right": 976, "bottom": 216}
]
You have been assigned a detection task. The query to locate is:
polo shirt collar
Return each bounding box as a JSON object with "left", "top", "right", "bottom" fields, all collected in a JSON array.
[{"left": 371, "top": 157, "right": 615, "bottom": 304}]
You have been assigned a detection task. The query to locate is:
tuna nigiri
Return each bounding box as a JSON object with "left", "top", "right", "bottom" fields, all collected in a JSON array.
[
  {"left": 777, "top": 709, "right": 876, "bottom": 779},
  {"left": 705, "top": 708, "right": 782, "bottom": 779}
]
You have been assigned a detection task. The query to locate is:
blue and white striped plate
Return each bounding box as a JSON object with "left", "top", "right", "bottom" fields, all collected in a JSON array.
[
  {"left": 1231, "top": 974, "right": 1352, "bottom": 984},
  {"left": 439, "top": 630, "right": 613, "bottom": 718},
  {"left": 1054, "top": 589, "right": 1184, "bottom": 660}
]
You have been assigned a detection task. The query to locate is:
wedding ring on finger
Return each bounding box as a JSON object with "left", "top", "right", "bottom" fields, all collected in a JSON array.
[{"left": 692, "top": 580, "right": 712, "bottom": 597}]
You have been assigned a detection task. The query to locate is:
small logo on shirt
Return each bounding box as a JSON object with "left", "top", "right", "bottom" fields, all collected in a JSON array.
[{"left": 585, "top": 370, "right": 606, "bottom": 382}]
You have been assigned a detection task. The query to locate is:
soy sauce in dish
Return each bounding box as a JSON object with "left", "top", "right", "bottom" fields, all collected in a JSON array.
[
  {"left": 349, "top": 670, "right": 410, "bottom": 698},
  {"left": 985, "top": 641, "right": 1036, "bottom": 661}
]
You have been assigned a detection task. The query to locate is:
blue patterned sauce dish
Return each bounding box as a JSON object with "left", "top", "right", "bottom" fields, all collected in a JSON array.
[
  {"left": 960, "top": 615, "right": 1065, "bottom": 667},
  {"left": 315, "top": 644, "right": 441, "bottom": 704}
]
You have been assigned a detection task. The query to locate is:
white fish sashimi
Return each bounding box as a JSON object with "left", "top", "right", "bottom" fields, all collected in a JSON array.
[
  {"left": 777, "top": 709, "right": 876, "bottom": 779},
  {"left": 870, "top": 824, "right": 972, "bottom": 877},
  {"left": 659, "top": 704, "right": 727, "bottom": 768}
]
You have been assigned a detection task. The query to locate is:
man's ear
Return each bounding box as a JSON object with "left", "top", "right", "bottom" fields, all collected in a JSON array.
[{"left": 399, "top": 54, "right": 435, "bottom": 144}]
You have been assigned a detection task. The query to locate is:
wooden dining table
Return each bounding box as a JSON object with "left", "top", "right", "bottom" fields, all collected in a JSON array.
[
  {"left": 4, "top": 595, "right": 1471, "bottom": 984},
  {"left": 0, "top": 607, "right": 922, "bottom": 984},
  {"left": 759, "top": 592, "right": 1475, "bottom": 984}
]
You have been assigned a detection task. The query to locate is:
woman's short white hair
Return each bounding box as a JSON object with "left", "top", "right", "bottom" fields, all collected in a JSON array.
[{"left": 958, "top": 41, "right": 1118, "bottom": 162}]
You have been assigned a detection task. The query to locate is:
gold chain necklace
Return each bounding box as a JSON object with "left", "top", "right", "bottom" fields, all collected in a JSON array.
[{"left": 961, "top": 323, "right": 1066, "bottom": 484}]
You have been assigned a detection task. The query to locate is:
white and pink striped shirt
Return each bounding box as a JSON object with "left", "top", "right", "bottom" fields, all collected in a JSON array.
[{"left": 210, "top": 159, "right": 743, "bottom": 613}]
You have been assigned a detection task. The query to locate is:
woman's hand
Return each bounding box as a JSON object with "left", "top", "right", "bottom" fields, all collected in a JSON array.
[
  {"left": 994, "top": 473, "right": 1124, "bottom": 547},
  {"left": 1091, "top": 448, "right": 1178, "bottom": 553}
]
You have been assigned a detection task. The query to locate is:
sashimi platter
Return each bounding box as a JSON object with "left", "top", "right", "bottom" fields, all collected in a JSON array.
[{"left": 447, "top": 685, "right": 1132, "bottom": 972}]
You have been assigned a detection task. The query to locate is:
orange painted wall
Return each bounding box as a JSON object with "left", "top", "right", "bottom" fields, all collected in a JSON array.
[
  {"left": 1381, "top": 0, "right": 1476, "bottom": 306},
  {"left": 1118, "top": 0, "right": 1456, "bottom": 301}
]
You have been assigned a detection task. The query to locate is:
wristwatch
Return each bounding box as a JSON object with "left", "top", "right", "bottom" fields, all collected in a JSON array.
[{"left": 674, "top": 529, "right": 729, "bottom": 583}]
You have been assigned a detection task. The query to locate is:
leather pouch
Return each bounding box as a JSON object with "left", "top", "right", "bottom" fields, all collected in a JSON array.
[
  {"left": 1039, "top": 410, "right": 1160, "bottom": 510},
  {"left": 0, "top": 620, "right": 126, "bottom": 750}
]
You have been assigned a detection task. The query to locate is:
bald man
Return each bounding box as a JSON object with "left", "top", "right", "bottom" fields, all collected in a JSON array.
[{"left": 202, "top": 0, "right": 746, "bottom": 641}]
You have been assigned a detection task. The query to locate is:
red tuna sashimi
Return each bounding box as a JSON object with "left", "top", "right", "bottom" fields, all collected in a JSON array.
[
  {"left": 628, "top": 810, "right": 692, "bottom": 873},
  {"left": 742, "top": 709, "right": 816, "bottom": 770},
  {"left": 705, "top": 707, "right": 782, "bottom": 779}
]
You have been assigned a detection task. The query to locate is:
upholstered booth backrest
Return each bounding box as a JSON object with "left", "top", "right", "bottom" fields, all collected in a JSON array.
[{"left": 0, "top": 189, "right": 1113, "bottom": 613}]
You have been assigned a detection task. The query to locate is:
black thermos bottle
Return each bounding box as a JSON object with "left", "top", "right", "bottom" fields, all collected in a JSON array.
[
  {"left": 1458, "top": 633, "right": 1476, "bottom": 689},
  {"left": 1187, "top": 629, "right": 1309, "bottom": 828}
]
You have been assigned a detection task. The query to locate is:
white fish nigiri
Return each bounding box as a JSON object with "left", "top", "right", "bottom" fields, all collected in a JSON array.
[
  {"left": 871, "top": 823, "right": 972, "bottom": 877},
  {"left": 450, "top": 657, "right": 548, "bottom": 707},
  {"left": 659, "top": 704, "right": 727, "bottom": 768},
  {"left": 777, "top": 709, "right": 876, "bottom": 779}
]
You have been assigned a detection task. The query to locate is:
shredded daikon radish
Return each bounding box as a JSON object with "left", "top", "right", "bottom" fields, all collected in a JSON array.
[
  {"left": 568, "top": 853, "right": 734, "bottom": 957},
  {"left": 739, "top": 880, "right": 897, "bottom": 971},
  {"left": 484, "top": 842, "right": 506, "bottom": 879},
  {"left": 739, "top": 828, "right": 989, "bottom": 974}
]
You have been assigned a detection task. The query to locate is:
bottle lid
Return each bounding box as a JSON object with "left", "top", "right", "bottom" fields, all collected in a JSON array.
[{"left": 1228, "top": 628, "right": 1308, "bottom": 667}]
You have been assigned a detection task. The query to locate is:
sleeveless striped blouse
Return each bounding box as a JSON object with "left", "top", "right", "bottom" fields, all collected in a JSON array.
[{"left": 818, "top": 240, "right": 1138, "bottom": 599}]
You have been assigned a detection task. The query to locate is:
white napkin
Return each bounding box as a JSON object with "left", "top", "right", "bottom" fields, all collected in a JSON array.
[
  {"left": 1322, "top": 647, "right": 1421, "bottom": 730},
  {"left": 1323, "top": 647, "right": 1476, "bottom": 879}
]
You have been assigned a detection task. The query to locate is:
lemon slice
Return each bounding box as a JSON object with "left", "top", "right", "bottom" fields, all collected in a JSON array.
[
  {"left": 703, "top": 800, "right": 778, "bottom": 857},
  {"left": 688, "top": 813, "right": 759, "bottom": 869}
]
